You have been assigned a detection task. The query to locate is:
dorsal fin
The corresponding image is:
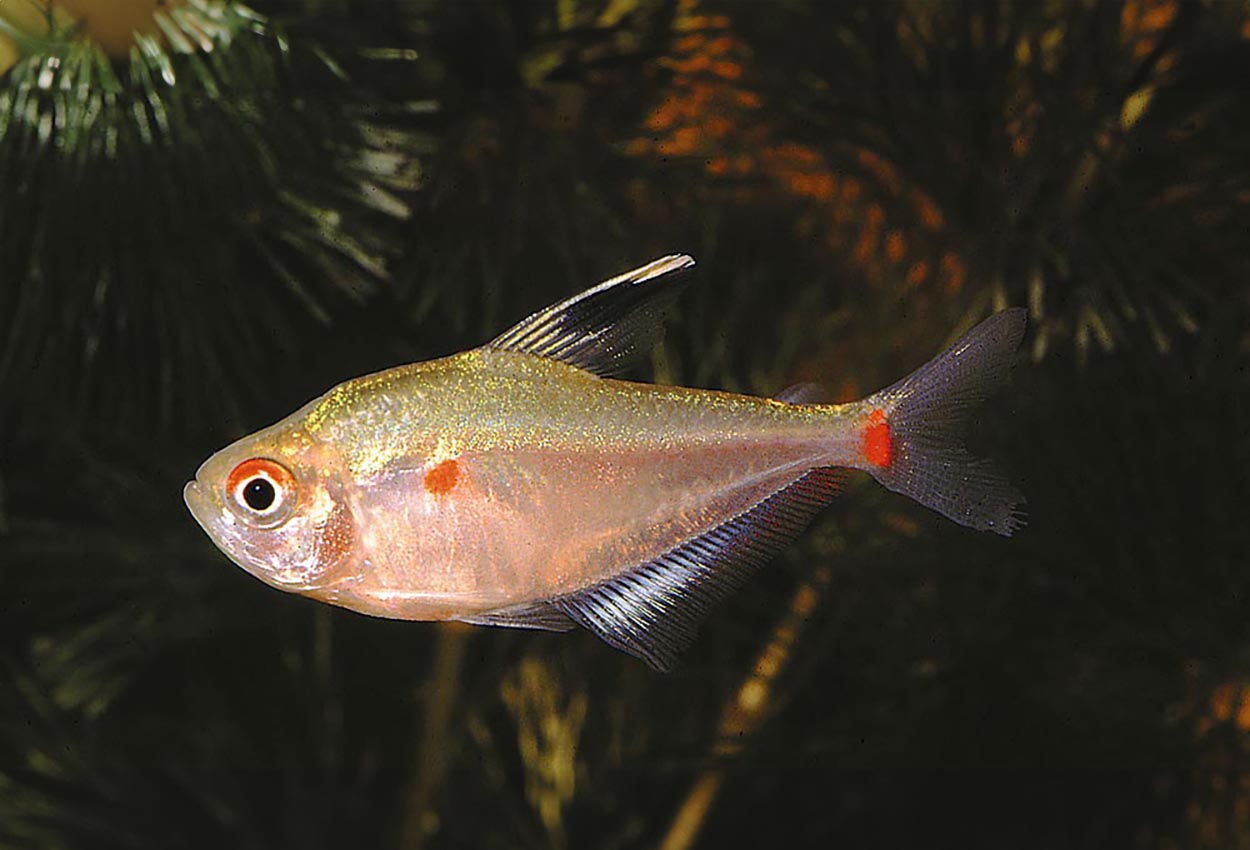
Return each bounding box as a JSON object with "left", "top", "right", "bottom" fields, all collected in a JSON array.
[
  {"left": 551, "top": 467, "right": 843, "bottom": 671},
  {"left": 486, "top": 254, "right": 696, "bottom": 377}
]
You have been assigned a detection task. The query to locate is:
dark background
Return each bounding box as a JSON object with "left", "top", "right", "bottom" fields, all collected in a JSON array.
[{"left": 1, "top": 1, "right": 1248, "bottom": 848}]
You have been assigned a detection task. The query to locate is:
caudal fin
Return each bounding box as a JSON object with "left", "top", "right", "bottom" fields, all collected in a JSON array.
[{"left": 860, "top": 309, "right": 1027, "bottom": 536}]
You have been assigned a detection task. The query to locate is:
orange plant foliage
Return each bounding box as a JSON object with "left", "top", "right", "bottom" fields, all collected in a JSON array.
[{"left": 629, "top": 4, "right": 959, "bottom": 296}]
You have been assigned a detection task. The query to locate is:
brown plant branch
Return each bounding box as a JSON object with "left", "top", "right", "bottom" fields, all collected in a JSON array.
[
  {"left": 658, "top": 561, "right": 834, "bottom": 850},
  {"left": 398, "top": 622, "right": 471, "bottom": 850}
]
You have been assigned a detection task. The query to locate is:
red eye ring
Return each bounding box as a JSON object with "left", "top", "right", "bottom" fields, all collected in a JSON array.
[{"left": 227, "top": 458, "right": 297, "bottom": 518}]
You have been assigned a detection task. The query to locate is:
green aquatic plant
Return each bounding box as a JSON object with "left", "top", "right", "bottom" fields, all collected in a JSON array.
[
  {"left": 2, "top": 1, "right": 1249, "bottom": 848},
  {"left": 0, "top": 0, "right": 427, "bottom": 440},
  {"left": 707, "top": 0, "right": 1250, "bottom": 364}
]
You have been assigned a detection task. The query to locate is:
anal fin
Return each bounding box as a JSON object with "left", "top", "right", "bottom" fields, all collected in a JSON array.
[{"left": 551, "top": 467, "right": 843, "bottom": 672}]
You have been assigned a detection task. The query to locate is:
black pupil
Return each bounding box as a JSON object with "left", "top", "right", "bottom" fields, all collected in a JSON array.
[{"left": 243, "top": 477, "right": 276, "bottom": 511}]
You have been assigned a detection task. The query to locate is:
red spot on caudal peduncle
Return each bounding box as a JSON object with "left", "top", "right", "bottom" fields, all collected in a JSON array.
[
  {"left": 424, "top": 459, "right": 460, "bottom": 495},
  {"left": 863, "top": 408, "right": 893, "bottom": 467}
]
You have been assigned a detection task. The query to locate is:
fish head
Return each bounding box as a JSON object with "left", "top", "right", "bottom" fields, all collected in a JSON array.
[{"left": 184, "top": 421, "right": 357, "bottom": 593}]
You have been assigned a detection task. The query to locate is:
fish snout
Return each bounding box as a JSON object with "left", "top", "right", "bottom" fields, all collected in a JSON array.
[{"left": 183, "top": 478, "right": 214, "bottom": 533}]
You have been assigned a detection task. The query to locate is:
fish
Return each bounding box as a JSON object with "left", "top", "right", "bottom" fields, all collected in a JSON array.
[{"left": 184, "top": 255, "right": 1026, "bottom": 670}]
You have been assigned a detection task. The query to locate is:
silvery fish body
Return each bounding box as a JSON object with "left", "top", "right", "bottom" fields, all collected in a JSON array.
[{"left": 185, "top": 255, "right": 1026, "bottom": 670}]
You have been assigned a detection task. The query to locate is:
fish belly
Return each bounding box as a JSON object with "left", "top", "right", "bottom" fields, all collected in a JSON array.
[
  {"left": 308, "top": 352, "right": 863, "bottom": 621},
  {"left": 332, "top": 437, "right": 834, "bottom": 621}
]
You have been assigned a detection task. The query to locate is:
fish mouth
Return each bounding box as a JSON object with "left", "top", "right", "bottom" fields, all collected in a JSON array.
[
  {"left": 183, "top": 479, "right": 214, "bottom": 535},
  {"left": 183, "top": 478, "right": 243, "bottom": 550},
  {"left": 183, "top": 475, "right": 323, "bottom": 591},
  {"left": 183, "top": 477, "right": 245, "bottom": 550}
]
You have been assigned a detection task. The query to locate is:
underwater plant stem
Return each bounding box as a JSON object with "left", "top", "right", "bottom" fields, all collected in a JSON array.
[
  {"left": 658, "top": 563, "right": 834, "bottom": 850},
  {"left": 398, "top": 623, "right": 471, "bottom": 850},
  {"left": 657, "top": 771, "right": 725, "bottom": 850}
]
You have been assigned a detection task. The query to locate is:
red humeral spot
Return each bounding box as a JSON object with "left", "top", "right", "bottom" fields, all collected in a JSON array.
[
  {"left": 863, "top": 408, "right": 893, "bottom": 467},
  {"left": 424, "top": 459, "right": 460, "bottom": 495}
]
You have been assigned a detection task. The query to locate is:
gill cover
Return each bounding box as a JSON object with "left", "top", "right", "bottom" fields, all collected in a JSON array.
[{"left": 185, "top": 427, "right": 356, "bottom": 591}]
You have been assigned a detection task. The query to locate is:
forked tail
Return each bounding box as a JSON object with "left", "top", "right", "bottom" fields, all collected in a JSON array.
[{"left": 858, "top": 309, "right": 1028, "bottom": 536}]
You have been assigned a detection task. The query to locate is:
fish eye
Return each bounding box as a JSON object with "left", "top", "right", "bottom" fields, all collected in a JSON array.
[
  {"left": 243, "top": 477, "right": 276, "bottom": 511},
  {"left": 226, "top": 458, "right": 297, "bottom": 525}
]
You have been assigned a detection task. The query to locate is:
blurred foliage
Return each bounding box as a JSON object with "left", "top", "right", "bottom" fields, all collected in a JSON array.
[
  {"left": 0, "top": 0, "right": 430, "bottom": 440},
  {"left": 1, "top": 0, "right": 1249, "bottom": 848}
]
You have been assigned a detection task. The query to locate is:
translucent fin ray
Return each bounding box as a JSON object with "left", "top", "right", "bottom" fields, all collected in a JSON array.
[
  {"left": 455, "top": 600, "right": 575, "bottom": 632},
  {"left": 865, "top": 309, "right": 1027, "bottom": 536},
  {"left": 551, "top": 467, "right": 843, "bottom": 671},
  {"left": 486, "top": 254, "right": 696, "bottom": 377},
  {"left": 774, "top": 382, "right": 829, "bottom": 404}
]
